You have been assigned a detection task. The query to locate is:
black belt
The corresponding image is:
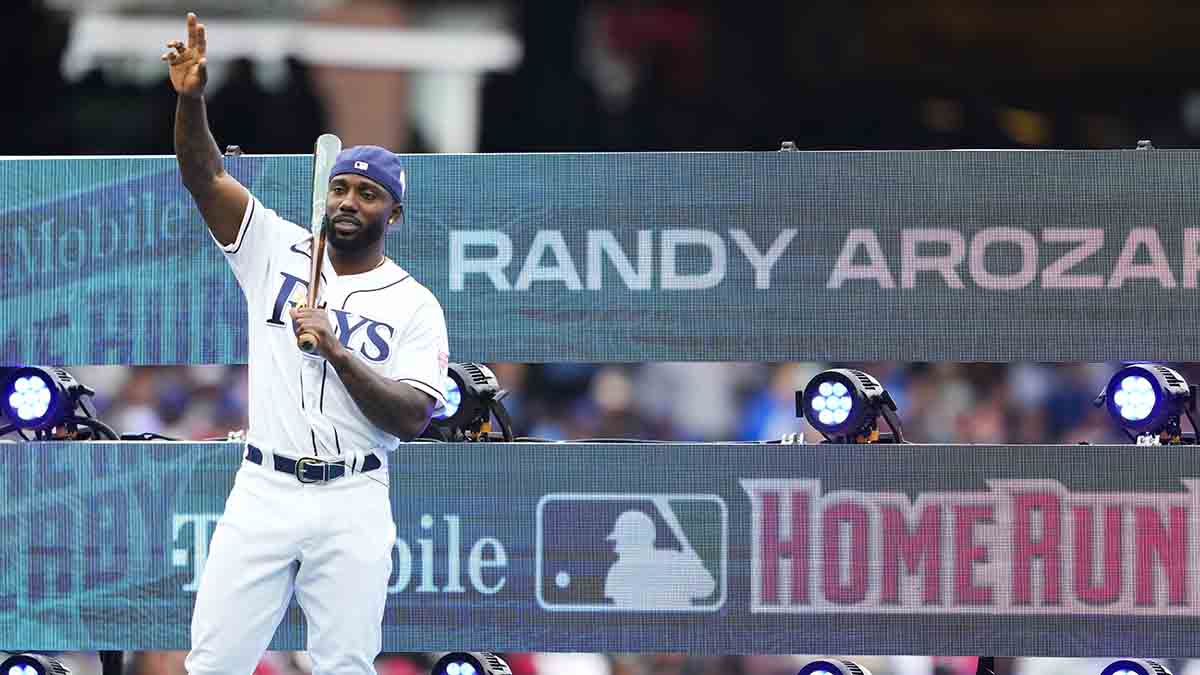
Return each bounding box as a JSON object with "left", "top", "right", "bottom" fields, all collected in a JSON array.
[{"left": 246, "top": 444, "right": 381, "bottom": 484}]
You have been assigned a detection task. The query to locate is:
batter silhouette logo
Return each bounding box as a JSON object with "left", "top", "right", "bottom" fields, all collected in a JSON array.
[{"left": 535, "top": 493, "right": 727, "bottom": 612}]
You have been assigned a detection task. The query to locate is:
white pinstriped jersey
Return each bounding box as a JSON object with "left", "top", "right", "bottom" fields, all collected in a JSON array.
[{"left": 211, "top": 194, "right": 449, "bottom": 466}]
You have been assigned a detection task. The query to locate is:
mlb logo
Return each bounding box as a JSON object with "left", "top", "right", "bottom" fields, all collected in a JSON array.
[{"left": 536, "top": 493, "right": 727, "bottom": 612}]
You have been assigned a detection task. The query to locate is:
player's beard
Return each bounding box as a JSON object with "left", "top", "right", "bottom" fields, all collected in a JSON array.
[{"left": 324, "top": 214, "right": 385, "bottom": 253}]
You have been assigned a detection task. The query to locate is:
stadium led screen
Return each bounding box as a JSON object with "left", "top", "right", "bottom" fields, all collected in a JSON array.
[
  {"left": 4, "top": 441, "right": 1200, "bottom": 656},
  {"left": 3, "top": 150, "right": 1200, "bottom": 364}
]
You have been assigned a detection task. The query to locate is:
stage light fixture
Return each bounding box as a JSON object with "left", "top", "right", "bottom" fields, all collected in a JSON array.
[
  {"left": 0, "top": 366, "right": 116, "bottom": 441},
  {"left": 427, "top": 363, "right": 513, "bottom": 441},
  {"left": 0, "top": 652, "right": 71, "bottom": 675},
  {"left": 1096, "top": 364, "right": 1198, "bottom": 444},
  {"left": 4, "top": 367, "right": 65, "bottom": 429},
  {"left": 797, "top": 658, "right": 873, "bottom": 675},
  {"left": 430, "top": 652, "right": 511, "bottom": 675},
  {"left": 797, "top": 368, "right": 904, "bottom": 443},
  {"left": 1100, "top": 659, "right": 1174, "bottom": 675}
]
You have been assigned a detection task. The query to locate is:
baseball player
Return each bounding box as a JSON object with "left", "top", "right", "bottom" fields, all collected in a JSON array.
[{"left": 162, "top": 13, "right": 448, "bottom": 674}]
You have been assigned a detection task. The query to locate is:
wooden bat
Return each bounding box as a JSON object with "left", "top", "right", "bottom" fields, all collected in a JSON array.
[{"left": 297, "top": 133, "right": 343, "bottom": 354}]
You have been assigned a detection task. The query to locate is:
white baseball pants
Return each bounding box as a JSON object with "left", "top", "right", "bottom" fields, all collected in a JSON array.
[{"left": 185, "top": 457, "right": 396, "bottom": 675}]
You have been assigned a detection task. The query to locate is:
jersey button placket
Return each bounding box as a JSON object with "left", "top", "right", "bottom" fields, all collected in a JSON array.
[{"left": 303, "top": 359, "right": 319, "bottom": 411}]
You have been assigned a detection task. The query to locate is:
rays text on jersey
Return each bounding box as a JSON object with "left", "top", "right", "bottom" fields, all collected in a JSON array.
[{"left": 266, "top": 271, "right": 397, "bottom": 362}]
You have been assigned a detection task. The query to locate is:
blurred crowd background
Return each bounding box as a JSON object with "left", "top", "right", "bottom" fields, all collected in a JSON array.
[
  {"left": 66, "top": 360, "right": 1167, "bottom": 448},
  {"left": 9, "top": 0, "right": 1200, "bottom": 673}
]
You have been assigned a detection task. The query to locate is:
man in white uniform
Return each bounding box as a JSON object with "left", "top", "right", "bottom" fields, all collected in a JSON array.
[{"left": 162, "top": 13, "right": 448, "bottom": 674}]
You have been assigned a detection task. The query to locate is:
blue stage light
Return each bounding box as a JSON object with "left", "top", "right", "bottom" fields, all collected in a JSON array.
[
  {"left": 0, "top": 653, "right": 70, "bottom": 675},
  {"left": 1100, "top": 364, "right": 1195, "bottom": 442},
  {"left": 0, "top": 367, "right": 116, "bottom": 442},
  {"left": 798, "top": 369, "right": 904, "bottom": 444},
  {"left": 431, "top": 363, "right": 498, "bottom": 431},
  {"left": 435, "top": 373, "right": 463, "bottom": 421},
  {"left": 431, "top": 652, "right": 510, "bottom": 675},
  {"left": 427, "top": 364, "right": 513, "bottom": 442},
  {"left": 1, "top": 368, "right": 67, "bottom": 431},
  {"left": 811, "top": 377, "right": 853, "bottom": 428},
  {"left": 1113, "top": 375, "right": 1155, "bottom": 421},
  {"left": 9, "top": 375, "right": 53, "bottom": 422},
  {"left": 1100, "top": 659, "right": 1174, "bottom": 675},
  {"left": 797, "top": 658, "right": 873, "bottom": 675}
]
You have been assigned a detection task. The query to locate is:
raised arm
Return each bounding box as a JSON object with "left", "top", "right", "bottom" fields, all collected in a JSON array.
[{"left": 162, "top": 12, "right": 248, "bottom": 246}]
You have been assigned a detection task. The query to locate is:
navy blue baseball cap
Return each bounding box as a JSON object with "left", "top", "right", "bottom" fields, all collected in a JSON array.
[{"left": 330, "top": 145, "right": 406, "bottom": 205}]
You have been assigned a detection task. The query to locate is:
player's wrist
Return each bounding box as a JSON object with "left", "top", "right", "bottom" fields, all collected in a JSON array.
[{"left": 325, "top": 342, "right": 351, "bottom": 366}]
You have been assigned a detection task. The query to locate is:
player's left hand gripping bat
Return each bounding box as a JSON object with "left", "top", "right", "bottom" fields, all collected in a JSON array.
[{"left": 297, "top": 133, "right": 343, "bottom": 354}]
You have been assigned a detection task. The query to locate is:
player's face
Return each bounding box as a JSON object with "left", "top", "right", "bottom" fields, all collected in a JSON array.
[{"left": 324, "top": 174, "right": 397, "bottom": 253}]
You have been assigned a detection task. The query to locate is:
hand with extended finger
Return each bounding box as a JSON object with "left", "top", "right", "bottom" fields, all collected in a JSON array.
[
  {"left": 290, "top": 305, "right": 344, "bottom": 360},
  {"left": 161, "top": 12, "right": 208, "bottom": 98}
]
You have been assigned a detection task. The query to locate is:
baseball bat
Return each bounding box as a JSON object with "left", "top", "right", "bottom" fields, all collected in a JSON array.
[
  {"left": 297, "top": 226, "right": 326, "bottom": 353},
  {"left": 298, "top": 133, "right": 342, "bottom": 354}
]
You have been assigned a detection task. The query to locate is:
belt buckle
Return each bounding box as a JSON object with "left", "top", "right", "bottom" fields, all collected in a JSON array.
[{"left": 295, "top": 456, "right": 328, "bottom": 484}]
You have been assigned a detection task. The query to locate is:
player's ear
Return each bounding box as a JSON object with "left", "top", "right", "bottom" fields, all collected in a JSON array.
[{"left": 388, "top": 204, "right": 403, "bottom": 226}]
